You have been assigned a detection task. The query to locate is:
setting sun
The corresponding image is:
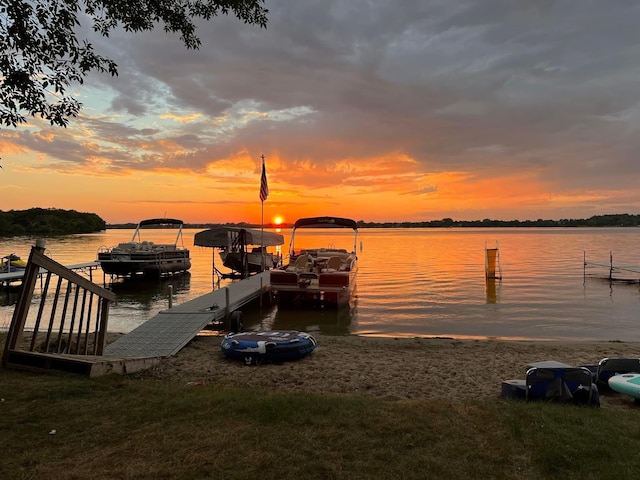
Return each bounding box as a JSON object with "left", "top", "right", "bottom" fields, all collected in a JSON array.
[{"left": 2, "top": 3, "right": 638, "bottom": 225}]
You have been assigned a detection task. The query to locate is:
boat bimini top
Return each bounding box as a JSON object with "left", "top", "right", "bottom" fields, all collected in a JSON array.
[
  {"left": 194, "top": 227, "right": 284, "bottom": 249},
  {"left": 289, "top": 216, "right": 358, "bottom": 256},
  {"left": 292, "top": 216, "right": 358, "bottom": 230},
  {"left": 132, "top": 218, "right": 186, "bottom": 246}
]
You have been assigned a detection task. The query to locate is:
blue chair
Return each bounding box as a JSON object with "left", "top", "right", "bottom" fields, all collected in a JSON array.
[
  {"left": 525, "top": 366, "right": 599, "bottom": 406},
  {"left": 595, "top": 357, "right": 640, "bottom": 389}
]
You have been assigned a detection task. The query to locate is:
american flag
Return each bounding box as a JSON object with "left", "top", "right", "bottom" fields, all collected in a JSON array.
[{"left": 259, "top": 155, "right": 269, "bottom": 202}]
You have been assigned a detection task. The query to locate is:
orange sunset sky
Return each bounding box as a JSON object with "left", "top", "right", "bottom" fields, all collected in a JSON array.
[{"left": 2, "top": 1, "right": 640, "bottom": 225}]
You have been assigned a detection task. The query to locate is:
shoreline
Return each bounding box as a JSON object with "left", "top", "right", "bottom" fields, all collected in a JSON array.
[{"left": 131, "top": 333, "right": 640, "bottom": 409}]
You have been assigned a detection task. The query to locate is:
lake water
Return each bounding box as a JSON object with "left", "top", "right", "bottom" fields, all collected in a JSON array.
[{"left": 1, "top": 227, "right": 639, "bottom": 341}]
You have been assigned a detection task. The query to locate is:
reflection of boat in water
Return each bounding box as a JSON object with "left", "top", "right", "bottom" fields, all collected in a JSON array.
[
  {"left": 107, "top": 272, "right": 191, "bottom": 307},
  {"left": 0, "top": 253, "right": 27, "bottom": 273},
  {"left": 194, "top": 226, "right": 284, "bottom": 278},
  {"left": 253, "top": 302, "right": 356, "bottom": 336},
  {"left": 0, "top": 287, "right": 21, "bottom": 306},
  {"left": 97, "top": 218, "right": 191, "bottom": 278},
  {"left": 270, "top": 216, "right": 359, "bottom": 307}
]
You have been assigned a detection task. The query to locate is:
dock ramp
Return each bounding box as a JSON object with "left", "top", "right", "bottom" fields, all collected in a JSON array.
[{"left": 104, "top": 271, "right": 270, "bottom": 358}]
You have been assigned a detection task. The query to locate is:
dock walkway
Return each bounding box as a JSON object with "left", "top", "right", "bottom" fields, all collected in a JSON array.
[
  {"left": 584, "top": 260, "right": 640, "bottom": 274},
  {"left": 584, "top": 252, "right": 640, "bottom": 281},
  {"left": 0, "top": 261, "right": 101, "bottom": 288},
  {"left": 104, "top": 271, "right": 270, "bottom": 358}
]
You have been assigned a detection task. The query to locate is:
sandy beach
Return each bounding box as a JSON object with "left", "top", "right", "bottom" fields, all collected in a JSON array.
[{"left": 132, "top": 333, "right": 640, "bottom": 409}]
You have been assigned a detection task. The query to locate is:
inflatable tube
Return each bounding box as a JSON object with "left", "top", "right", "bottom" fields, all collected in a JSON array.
[{"left": 221, "top": 330, "right": 317, "bottom": 365}]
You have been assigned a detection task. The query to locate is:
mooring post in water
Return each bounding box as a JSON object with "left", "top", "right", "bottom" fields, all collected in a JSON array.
[
  {"left": 168, "top": 285, "right": 173, "bottom": 308},
  {"left": 609, "top": 251, "right": 613, "bottom": 281}
]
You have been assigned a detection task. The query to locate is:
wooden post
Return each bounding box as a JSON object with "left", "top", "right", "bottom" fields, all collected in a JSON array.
[{"left": 96, "top": 297, "right": 110, "bottom": 355}]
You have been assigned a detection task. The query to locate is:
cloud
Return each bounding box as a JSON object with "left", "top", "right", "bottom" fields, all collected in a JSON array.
[{"left": 3, "top": 0, "right": 640, "bottom": 221}]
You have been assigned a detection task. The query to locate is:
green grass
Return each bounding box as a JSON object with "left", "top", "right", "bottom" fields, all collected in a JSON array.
[{"left": 2, "top": 367, "right": 640, "bottom": 480}]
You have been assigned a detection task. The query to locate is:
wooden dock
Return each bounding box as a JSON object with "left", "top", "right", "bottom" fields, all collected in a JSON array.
[
  {"left": 2, "top": 246, "right": 271, "bottom": 375},
  {"left": 104, "top": 271, "right": 270, "bottom": 358}
]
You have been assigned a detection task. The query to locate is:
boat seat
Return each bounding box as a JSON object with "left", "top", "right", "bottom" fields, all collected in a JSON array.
[
  {"left": 287, "top": 254, "right": 311, "bottom": 273},
  {"left": 321, "top": 256, "right": 342, "bottom": 273},
  {"left": 341, "top": 254, "right": 356, "bottom": 271}
]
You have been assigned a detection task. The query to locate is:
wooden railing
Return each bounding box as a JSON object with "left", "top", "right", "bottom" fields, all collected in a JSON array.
[{"left": 2, "top": 242, "right": 116, "bottom": 374}]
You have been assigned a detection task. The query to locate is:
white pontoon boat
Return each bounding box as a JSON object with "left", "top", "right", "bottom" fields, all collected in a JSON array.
[
  {"left": 270, "top": 216, "right": 358, "bottom": 307},
  {"left": 97, "top": 218, "right": 191, "bottom": 278}
]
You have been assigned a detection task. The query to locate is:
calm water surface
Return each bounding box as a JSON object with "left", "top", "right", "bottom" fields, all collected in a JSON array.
[{"left": 1, "top": 227, "right": 639, "bottom": 341}]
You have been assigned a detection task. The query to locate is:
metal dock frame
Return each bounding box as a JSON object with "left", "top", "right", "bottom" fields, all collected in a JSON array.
[{"left": 104, "top": 271, "right": 271, "bottom": 358}]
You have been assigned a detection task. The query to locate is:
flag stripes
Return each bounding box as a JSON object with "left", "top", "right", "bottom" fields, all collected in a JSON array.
[{"left": 260, "top": 155, "right": 269, "bottom": 202}]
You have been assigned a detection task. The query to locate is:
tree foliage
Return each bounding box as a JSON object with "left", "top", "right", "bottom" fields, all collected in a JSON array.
[
  {"left": 355, "top": 214, "right": 640, "bottom": 229},
  {"left": 0, "top": 207, "right": 107, "bottom": 237},
  {"left": 0, "top": 0, "right": 268, "bottom": 128}
]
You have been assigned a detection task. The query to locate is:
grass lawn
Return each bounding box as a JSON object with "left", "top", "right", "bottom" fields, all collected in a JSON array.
[{"left": 2, "top": 364, "right": 640, "bottom": 480}]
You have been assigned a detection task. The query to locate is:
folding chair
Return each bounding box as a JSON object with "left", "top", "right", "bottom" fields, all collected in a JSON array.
[
  {"left": 595, "top": 357, "right": 640, "bottom": 389},
  {"left": 525, "top": 366, "right": 598, "bottom": 406}
]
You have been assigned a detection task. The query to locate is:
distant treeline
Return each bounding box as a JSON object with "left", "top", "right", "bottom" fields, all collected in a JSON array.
[
  {"left": 107, "top": 213, "right": 640, "bottom": 230},
  {"left": 354, "top": 214, "right": 640, "bottom": 229},
  {"left": 0, "top": 208, "right": 107, "bottom": 237},
  {"left": 3, "top": 211, "right": 639, "bottom": 237}
]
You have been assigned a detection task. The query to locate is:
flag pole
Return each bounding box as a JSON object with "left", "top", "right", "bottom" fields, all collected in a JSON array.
[
  {"left": 261, "top": 191, "right": 264, "bottom": 271},
  {"left": 260, "top": 154, "right": 268, "bottom": 271}
]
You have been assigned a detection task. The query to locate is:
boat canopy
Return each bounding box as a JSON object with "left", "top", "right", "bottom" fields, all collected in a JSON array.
[
  {"left": 138, "top": 218, "right": 184, "bottom": 228},
  {"left": 132, "top": 218, "right": 186, "bottom": 245},
  {"left": 293, "top": 217, "right": 358, "bottom": 230},
  {"left": 288, "top": 217, "right": 359, "bottom": 257},
  {"left": 194, "top": 227, "right": 284, "bottom": 248}
]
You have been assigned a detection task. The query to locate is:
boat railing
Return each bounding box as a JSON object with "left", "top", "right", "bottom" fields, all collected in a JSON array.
[{"left": 2, "top": 242, "right": 117, "bottom": 374}]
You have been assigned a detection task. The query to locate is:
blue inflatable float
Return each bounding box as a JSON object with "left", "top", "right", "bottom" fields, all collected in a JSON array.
[{"left": 221, "top": 330, "right": 317, "bottom": 365}]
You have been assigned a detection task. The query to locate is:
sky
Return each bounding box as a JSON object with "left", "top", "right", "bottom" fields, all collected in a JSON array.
[{"left": 2, "top": 0, "right": 640, "bottom": 225}]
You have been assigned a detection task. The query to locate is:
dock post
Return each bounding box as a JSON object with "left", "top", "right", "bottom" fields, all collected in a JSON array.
[
  {"left": 225, "top": 287, "right": 230, "bottom": 320},
  {"left": 168, "top": 285, "right": 173, "bottom": 308},
  {"left": 609, "top": 251, "right": 613, "bottom": 281}
]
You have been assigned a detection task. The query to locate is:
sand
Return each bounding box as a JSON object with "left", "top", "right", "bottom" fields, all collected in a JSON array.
[{"left": 132, "top": 333, "right": 640, "bottom": 409}]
